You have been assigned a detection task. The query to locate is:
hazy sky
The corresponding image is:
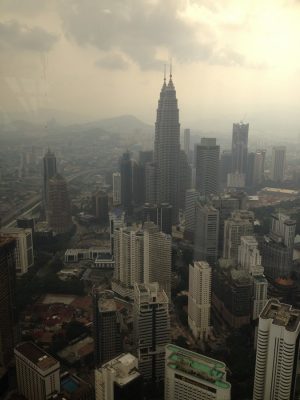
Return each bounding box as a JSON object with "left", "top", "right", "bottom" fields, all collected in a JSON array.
[{"left": 1, "top": 0, "right": 300, "bottom": 138}]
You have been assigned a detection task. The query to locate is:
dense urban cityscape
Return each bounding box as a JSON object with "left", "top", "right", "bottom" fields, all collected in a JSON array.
[{"left": 1, "top": 1, "right": 300, "bottom": 400}]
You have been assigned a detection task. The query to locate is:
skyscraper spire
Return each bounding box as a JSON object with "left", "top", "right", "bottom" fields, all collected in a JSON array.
[{"left": 161, "top": 64, "right": 167, "bottom": 93}]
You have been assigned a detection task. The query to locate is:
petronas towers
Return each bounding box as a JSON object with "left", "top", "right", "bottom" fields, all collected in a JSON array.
[{"left": 154, "top": 72, "right": 180, "bottom": 221}]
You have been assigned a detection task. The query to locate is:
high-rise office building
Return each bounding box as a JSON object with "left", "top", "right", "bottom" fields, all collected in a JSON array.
[
  {"left": 227, "top": 171, "right": 246, "bottom": 188},
  {"left": 195, "top": 138, "right": 220, "bottom": 197},
  {"left": 211, "top": 193, "right": 240, "bottom": 257},
  {"left": 0, "top": 227, "right": 34, "bottom": 275},
  {"left": 142, "top": 202, "right": 172, "bottom": 235},
  {"left": 154, "top": 73, "right": 180, "bottom": 222},
  {"left": 239, "top": 236, "right": 263, "bottom": 275},
  {"left": 261, "top": 213, "right": 296, "bottom": 280},
  {"left": 95, "top": 353, "right": 143, "bottom": 400},
  {"left": 183, "top": 128, "right": 190, "bottom": 156},
  {"left": 43, "top": 149, "right": 57, "bottom": 208},
  {"left": 143, "top": 221, "right": 172, "bottom": 299},
  {"left": 253, "top": 299, "right": 300, "bottom": 400},
  {"left": 165, "top": 344, "right": 231, "bottom": 400},
  {"left": 228, "top": 122, "right": 249, "bottom": 188},
  {"left": 120, "top": 152, "right": 133, "bottom": 213},
  {"left": 135, "top": 151, "right": 153, "bottom": 207},
  {"left": 92, "top": 190, "right": 109, "bottom": 225},
  {"left": 194, "top": 202, "right": 219, "bottom": 266},
  {"left": 238, "top": 236, "right": 268, "bottom": 320},
  {"left": 184, "top": 189, "right": 199, "bottom": 241},
  {"left": 112, "top": 172, "right": 121, "bottom": 206},
  {"left": 212, "top": 262, "right": 252, "bottom": 328},
  {"left": 223, "top": 210, "right": 254, "bottom": 263},
  {"left": 47, "top": 174, "right": 72, "bottom": 234},
  {"left": 15, "top": 342, "right": 60, "bottom": 400},
  {"left": 93, "top": 290, "right": 121, "bottom": 367},
  {"left": 231, "top": 122, "right": 249, "bottom": 176},
  {"left": 270, "top": 146, "right": 286, "bottom": 182},
  {"left": 247, "top": 150, "right": 266, "bottom": 187},
  {"left": 178, "top": 150, "right": 192, "bottom": 209},
  {"left": 0, "top": 237, "right": 16, "bottom": 366},
  {"left": 109, "top": 209, "right": 125, "bottom": 253},
  {"left": 132, "top": 160, "right": 145, "bottom": 206},
  {"left": 139, "top": 150, "right": 153, "bottom": 165},
  {"left": 112, "top": 226, "right": 144, "bottom": 299},
  {"left": 133, "top": 282, "right": 170, "bottom": 382},
  {"left": 219, "top": 150, "right": 232, "bottom": 188},
  {"left": 145, "top": 162, "right": 157, "bottom": 204},
  {"left": 246, "top": 152, "right": 255, "bottom": 187},
  {"left": 188, "top": 261, "right": 212, "bottom": 340}
]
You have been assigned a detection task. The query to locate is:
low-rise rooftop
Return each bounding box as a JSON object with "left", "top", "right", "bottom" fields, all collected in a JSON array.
[
  {"left": 101, "top": 353, "right": 140, "bottom": 386},
  {"left": 166, "top": 344, "right": 231, "bottom": 389},
  {"left": 15, "top": 342, "right": 59, "bottom": 371}
]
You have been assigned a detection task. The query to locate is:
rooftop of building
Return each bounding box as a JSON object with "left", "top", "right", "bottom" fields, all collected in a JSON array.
[
  {"left": 100, "top": 353, "right": 140, "bottom": 386},
  {"left": 261, "top": 299, "right": 300, "bottom": 331},
  {"left": 166, "top": 344, "right": 231, "bottom": 390},
  {"left": 135, "top": 282, "right": 168, "bottom": 304},
  {"left": 109, "top": 208, "right": 125, "bottom": 218},
  {"left": 0, "top": 227, "right": 31, "bottom": 235},
  {"left": 98, "top": 297, "right": 116, "bottom": 313},
  {"left": 262, "top": 187, "right": 298, "bottom": 195},
  {"left": 192, "top": 260, "right": 211, "bottom": 270},
  {"left": 57, "top": 336, "right": 94, "bottom": 364},
  {"left": 241, "top": 236, "right": 258, "bottom": 245},
  {"left": 253, "top": 275, "right": 268, "bottom": 284},
  {"left": 271, "top": 212, "right": 296, "bottom": 224},
  {"left": 230, "top": 209, "right": 254, "bottom": 220},
  {"left": 15, "top": 342, "right": 59, "bottom": 371},
  {"left": 230, "top": 269, "right": 251, "bottom": 285}
]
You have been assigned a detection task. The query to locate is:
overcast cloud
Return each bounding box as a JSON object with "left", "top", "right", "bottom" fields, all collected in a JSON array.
[
  {"left": 58, "top": 0, "right": 247, "bottom": 69},
  {"left": 0, "top": 20, "right": 58, "bottom": 52},
  {"left": 0, "top": 0, "right": 300, "bottom": 138}
]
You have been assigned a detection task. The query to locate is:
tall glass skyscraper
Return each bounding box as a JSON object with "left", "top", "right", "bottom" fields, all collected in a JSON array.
[
  {"left": 154, "top": 73, "right": 180, "bottom": 222},
  {"left": 231, "top": 122, "right": 249, "bottom": 175},
  {"left": 43, "top": 149, "right": 57, "bottom": 208}
]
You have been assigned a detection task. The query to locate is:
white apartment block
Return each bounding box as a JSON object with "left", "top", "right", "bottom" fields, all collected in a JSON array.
[
  {"left": 112, "top": 226, "right": 144, "bottom": 299},
  {"left": 188, "top": 261, "right": 212, "bottom": 340},
  {"left": 223, "top": 210, "right": 254, "bottom": 263},
  {"left": 238, "top": 236, "right": 264, "bottom": 276},
  {"left": 0, "top": 227, "right": 34, "bottom": 275},
  {"left": 238, "top": 236, "right": 268, "bottom": 320},
  {"left": 165, "top": 344, "right": 231, "bottom": 400},
  {"left": 15, "top": 342, "right": 60, "bottom": 400},
  {"left": 271, "top": 213, "right": 296, "bottom": 249},
  {"left": 253, "top": 299, "right": 300, "bottom": 400},
  {"left": 143, "top": 221, "right": 171, "bottom": 299},
  {"left": 109, "top": 209, "right": 125, "bottom": 253},
  {"left": 134, "top": 282, "right": 170, "bottom": 382}
]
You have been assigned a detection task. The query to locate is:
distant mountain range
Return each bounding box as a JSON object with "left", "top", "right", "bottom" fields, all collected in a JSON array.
[
  {"left": 65, "top": 115, "right": 153, "bottom": 135},
  {"left": 0, "top": 114, "right": 154, "bottom": 139}
]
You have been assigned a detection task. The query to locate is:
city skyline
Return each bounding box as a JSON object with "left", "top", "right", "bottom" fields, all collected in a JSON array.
[{"left": 1, "top": 2, "right": 300, "bottom": 400}]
